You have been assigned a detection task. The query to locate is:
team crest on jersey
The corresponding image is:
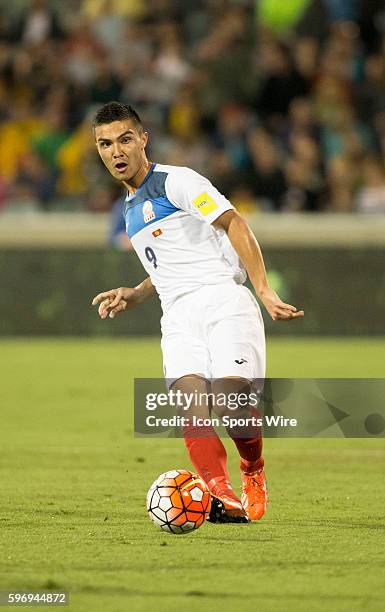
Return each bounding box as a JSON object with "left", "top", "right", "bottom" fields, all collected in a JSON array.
[{"left": 143, "top": 200, "right": 155, "bottom": 223}]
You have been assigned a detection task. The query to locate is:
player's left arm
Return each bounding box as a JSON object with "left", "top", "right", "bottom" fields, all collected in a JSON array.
[{"left": 213, "top": 210, "right": 304, "bottom": 321}]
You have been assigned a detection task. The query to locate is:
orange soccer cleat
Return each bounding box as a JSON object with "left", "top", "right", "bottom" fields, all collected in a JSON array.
[
  {"left": 207, "top": 478, "right": 249, "bottom": 523},
  {"left": 241, "top": 466, "right": 268, "bottom": 520}
]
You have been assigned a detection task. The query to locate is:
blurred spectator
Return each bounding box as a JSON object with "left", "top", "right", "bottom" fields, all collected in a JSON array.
[
  {"left": 0, "top": 0, "right": 384, "bottom": 214},
  {"left": 30, "top": 107, "right": 69, "bottom": 207},
  {"left": 82, "top": 0, "right": 145, "bottom": 21},
  {"left": 326, "top": 155, "right": 356, "bottom": 212},
  {"left": 0, "top": 11, "right": 14, "bottom": 44},
  {"left": 214, "top": 103, "right": 250, "bottom": 171},
  {"left": 12, "top": 0, "right": 64, "bottom": 46},
  {"left": 255, "top": 40, "right": 309, "bottom": 125},
  {"left": 293, "top": 37, "right": 319, "bottom": 81},
  {"left": 168, "top": 86, "right": 201, "bottom": 141},
  {"left": 321, "top": 106, "right": 375, "bottom": 161},
  {"left": 90, "top": 56, "right": 123, "bottom": 104},
  {"left": 323, "top": 0, "right": 361, "bottom": 23},
  {"left": 56, "top": 113, "right": 97, "bottom": 198},
  {"left": 355, "top": 156, "right": 385, "bottom": 212},
  {"left": 64, "top": 19, "right": 104, "bottom": 86},
  {"left": 13, "top": 150, "right": 52, "bottom": 208},
  {"left": 86, "top": 0, "right": 130, "bottom": 54},
  {"left": 247, "top": 127, "right": 287, "bottom": 210},
  {"left": 154, "top": 25, "right": 191, "bottom": 89},
  {"left": 286, "top": 131, "right": 324, "bottom": 209},
  {"left": 0, "top": 100, "right": 42, "bottom": 184},
  {"left": 280, "top": 97, "right": 321, "bottom": 150},
  {"left": 355, "top": 53, "right": 385, "bottom": 122}
]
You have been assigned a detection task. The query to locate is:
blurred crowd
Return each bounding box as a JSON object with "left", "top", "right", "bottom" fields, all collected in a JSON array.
[{"left": 1, "top": 0, "right": 385, "bottom": 214}]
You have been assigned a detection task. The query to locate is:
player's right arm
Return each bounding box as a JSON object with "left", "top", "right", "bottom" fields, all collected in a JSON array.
[{"left": 91, "top": 276, "right": 156, "bottom": 319}]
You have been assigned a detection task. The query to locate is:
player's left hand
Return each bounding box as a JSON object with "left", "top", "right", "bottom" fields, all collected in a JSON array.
[{"left": 258, "top": 287, "right": 304, "bottom": 321}]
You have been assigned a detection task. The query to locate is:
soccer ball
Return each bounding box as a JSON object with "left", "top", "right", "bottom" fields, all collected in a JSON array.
[{"left": 146, "top": 469, "right": 211, "bottom": 535}]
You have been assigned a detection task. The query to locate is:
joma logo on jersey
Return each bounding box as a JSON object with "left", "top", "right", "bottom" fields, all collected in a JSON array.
[
  {"left": 143, "top": 200, "right": 155, "bottom": 223},
  {"left": 193, "top": 192, "right": 218, "bottom": 216}
]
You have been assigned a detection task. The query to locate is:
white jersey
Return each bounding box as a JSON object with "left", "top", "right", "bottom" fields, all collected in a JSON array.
[{"left": 124, "top": 163, "right": 246, "bottom": 311}]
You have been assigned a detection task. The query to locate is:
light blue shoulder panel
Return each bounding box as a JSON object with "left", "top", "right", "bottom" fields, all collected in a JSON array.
[{"left": 123, "top": 170, "right": 179, "bottom": 238}]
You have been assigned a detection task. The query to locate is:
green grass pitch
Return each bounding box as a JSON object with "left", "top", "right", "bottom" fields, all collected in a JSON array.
[{"left": 1, "top": 337, "right": 385, "bottom": 612}]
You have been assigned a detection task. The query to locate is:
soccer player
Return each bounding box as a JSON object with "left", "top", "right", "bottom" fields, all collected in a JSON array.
[{"left": 91, "top": 102, "right": 304, "bottom": 523}]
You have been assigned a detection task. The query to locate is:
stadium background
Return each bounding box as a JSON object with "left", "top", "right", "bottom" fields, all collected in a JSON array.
[
  {"left": 0, "top": 0, "right": 384, "bottom": 335},
  {"left": 1, "top": 2, "right": 385, "bottom": 612}
]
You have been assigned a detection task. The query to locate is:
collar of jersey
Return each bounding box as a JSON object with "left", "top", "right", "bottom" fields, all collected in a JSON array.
[{"left": 126, "top": 163, "right": 156, "bottom": 202}]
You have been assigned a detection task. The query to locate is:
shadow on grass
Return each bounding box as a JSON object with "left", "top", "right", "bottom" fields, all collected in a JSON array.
[{"left": 72, "top": 585, "right": 380, "bottom": 602}]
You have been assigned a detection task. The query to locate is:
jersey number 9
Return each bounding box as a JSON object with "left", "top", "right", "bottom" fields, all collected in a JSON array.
[{"left": 145, "top": 246, "right": 158, "bottom": 269}]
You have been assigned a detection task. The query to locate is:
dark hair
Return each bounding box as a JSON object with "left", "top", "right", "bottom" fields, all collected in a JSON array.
[{"left": 92, "top": 101, "right": 143, "bottom": 132}]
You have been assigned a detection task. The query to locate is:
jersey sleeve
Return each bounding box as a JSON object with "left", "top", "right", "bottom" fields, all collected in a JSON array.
[{"left": 165, "top": 167, "right": 234, "bottom": 224}]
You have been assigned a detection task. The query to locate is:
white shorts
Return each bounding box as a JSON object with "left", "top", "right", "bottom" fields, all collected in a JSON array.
[{"left": 160, "top": 281, "right": 265, "bottom": 384}]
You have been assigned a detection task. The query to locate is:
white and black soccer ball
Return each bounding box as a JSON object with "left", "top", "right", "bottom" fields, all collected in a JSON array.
[{"left": 146, "top": 469, "right": 211, "bottom": 535}]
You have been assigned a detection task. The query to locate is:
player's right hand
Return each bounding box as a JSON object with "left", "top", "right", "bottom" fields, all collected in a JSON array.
[
  {"left": 258, "top": 286, "right": 304, "bottom": 321},
  {"left": 91, "top": 287, "right": 138, "bottom": 319}
]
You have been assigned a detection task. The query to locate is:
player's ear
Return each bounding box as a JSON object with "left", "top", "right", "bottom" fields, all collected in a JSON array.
[{"left": 141, "top": 130, "right": 148, "bottom": 149}]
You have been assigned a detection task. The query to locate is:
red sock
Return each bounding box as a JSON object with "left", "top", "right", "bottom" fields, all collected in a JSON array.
[
  {"left": 232, "top": 437, "right": 264, "bottom": 473},
  {"left": 227, "top": 408, "right": 264, "bottom": 474},
  {"left": 183, "top": 423, "right": 239, "bottom": 499}
]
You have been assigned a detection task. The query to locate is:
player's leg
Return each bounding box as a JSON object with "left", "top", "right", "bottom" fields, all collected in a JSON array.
[
  {"left": 161, "top": 304, "right": 247, "bottom": 523},
  {"left": 171, "top": 374, "right": 248, "bottom": 523},
  {"left": 208, "top": 284, "right": 268, "bottom": 519},
  {"left": 211, "top": 376, "right": 268, "bottom": 520},
  {"left": 211, "top": 376, "right": 264, "bottom": 471}
]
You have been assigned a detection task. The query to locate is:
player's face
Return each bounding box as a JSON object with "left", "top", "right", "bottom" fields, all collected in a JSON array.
[{"left": 95, "top": 119, "right": 148, "bottom": 184}]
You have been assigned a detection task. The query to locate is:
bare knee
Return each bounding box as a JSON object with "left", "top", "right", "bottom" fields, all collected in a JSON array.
[
  {"left": 211, "top": 377, "right": 252, "bottom": 419},
  {"left": 171, "top": 374, "right": 212, "bottom": 420}
]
